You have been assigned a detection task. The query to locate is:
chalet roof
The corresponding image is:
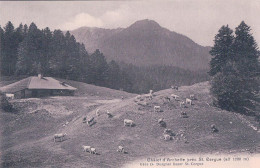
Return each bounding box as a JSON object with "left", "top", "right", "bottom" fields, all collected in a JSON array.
[{"left": 0, "top": 76, "right": 77, "bottom": 93}]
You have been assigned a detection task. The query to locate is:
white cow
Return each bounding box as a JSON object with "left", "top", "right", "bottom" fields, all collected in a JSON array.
[
  {"left": 163, "top": 134, "right": 172, "bottom": 141},
  {"left": 5, "top": 93, "right": 14, "bottom": 100},
  {"left": 90, "top": 148, "right": 97, "bottom": 154},
  {"left": 117, "top": 146, "right": 125, "bottom": 153},
  {"left": 82, "top": 145, "right": 91, "bottom": 152},
  {"left": 158, "top": 118, "right": 164, "bottom": 123},
  {"left": 171, "top": 85, "right": 178, "bottom": 90},
  {"left": 135, "top": 95, "right": 142, "bottom": 100},
  {"left": 54, "top": 133, "right": 67, "bottom": 142},
  {"left": 179, "top": 101, "right": 185, "bottom": 108},
  {"left": 106, "top": 110, "right": 113, "bottom": 118},
  {"left": 154, "top": 106, "right": 161, "bottom": 112},
  {"left": 124, "top": 119, "right": 134, "bottom": 127},
  {"left": 144, "top": 93, "right": 153, "bottom": 100},
  {"left": 137, "top": 101, "right": 148, "bottom": 106},
  {"left": 171, "top": 94, "right": 179, "bottom": 100},
  {"left": 190, "top": 94, "right": 195, "bottom": 100},
  {"left": 186, "top": 98, "right": 192, "bottom": 105}
]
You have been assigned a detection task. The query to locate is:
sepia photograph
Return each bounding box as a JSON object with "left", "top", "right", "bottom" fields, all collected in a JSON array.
[{"left": 0, "top": 0, "right": 259, "bottom": 167}]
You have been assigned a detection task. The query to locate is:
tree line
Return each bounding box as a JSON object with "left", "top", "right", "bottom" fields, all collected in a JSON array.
[
  {"left": 209, "top": 21, "right": 259, "bottom": 116},
  {"left": 0, "top": 22, "right": 130, "bottom": 88},
  {"left": 0, "top": 21, "right": 208, "bottom": 94}
]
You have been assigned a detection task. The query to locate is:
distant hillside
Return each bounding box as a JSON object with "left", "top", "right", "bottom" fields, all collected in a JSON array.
[{"left": 71, "top": 19, "right": 212, "bottom": 71}]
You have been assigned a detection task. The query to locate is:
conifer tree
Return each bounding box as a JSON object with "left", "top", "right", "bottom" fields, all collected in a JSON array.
[
  {"left": 209, "top": 21, "right": 259, "bottom": 115},
  {"left": 209, "top": 25, "right": 234, "bottom": 76}
]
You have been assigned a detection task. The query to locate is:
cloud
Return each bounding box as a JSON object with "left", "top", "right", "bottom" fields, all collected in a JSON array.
[
  {"left": 60, "top": 13, "right": 103, "bottom": 30},
  {"left": 60, "top": 4, "right": 143, "bottom": 30}
]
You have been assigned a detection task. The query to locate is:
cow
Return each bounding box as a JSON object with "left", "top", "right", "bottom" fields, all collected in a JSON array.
[
  {"left": 54, "top": 133, "right": 67, "bottom": 142},
  {"left": 211, "top": 124, "right": 218, "bottom": 133},
  {"left": 154, "top": 106, "right": 161, "bottom": 112},
  {"left": 171, "top": 94, "right": 179, "bottom": 101},
  {"left": 124, "top": 119, "right": 134, "bottom": 127},
  {"left": 179, "top": 101, "right": 186, "bottom": 108},
  {"left": 163, "top": 134, "right": 172, "bottom": 141},
  {"left": 106, "top": 110, "right": 113, "bottom": 118},
  {"left": 117, "top": 146, "right": 125, "bottom": 153},
  {"left": 171, "top": 85, "right": 178, "bottom": 90},
  {"left": 82, "top": 145, "right": 91, "bottom": 152},
  {"left": 190, "top": 94, "right": 195, "bottom": 100},
  {"left": 87, "top": 117, "right": 95, "bottom": 126},
  {"left": 181, "top": 111, "right": 188, "bottom": 118},
  {"left": 137, "top": 101, "right": 148, "bottom": 106},
  {"left": 186, "top": 98, "right": 192, "bottom": 105},
  {"left": 144, "top": 93, "right": 153, "bottom": 100},
  {"left": 5, "top": 93, "right": 14, "bottom": 100},
  {"left": 90, "top": 148, "right": 97, "bottom": 154},
  {"left": 83, "top": 117, "right": 87, "bottom": 123},
  {"left": 158, "top": 118, "right": 166, "bottom": 127},
  {"left": 164, "top": 96, "right": 171, "bottom": 102},
  {"left": 164, "top": 129, "right": 173, "bottom": 136}
]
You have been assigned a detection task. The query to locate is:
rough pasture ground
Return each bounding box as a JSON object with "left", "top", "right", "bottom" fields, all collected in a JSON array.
[{"left": 1, "top": 81, "right": 259, "bottom": 168}]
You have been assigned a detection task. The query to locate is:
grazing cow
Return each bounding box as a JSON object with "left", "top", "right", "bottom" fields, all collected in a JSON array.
[
  {"left": 181, "top": 111, "right": 188, "bottom": 118},
  {"left": 87, "top": 117, "right": 95, "bottom": 126},
  {"left": 83, "top": 117, "right": 87, "bottom": 123},
  {"left": 154, "top": 106, "right": 161, "bottom": 112},
  {"left": 211, "top": 124, "right": 218, "bottom": 133},
  {"left": 82, "top": 145, "right": 91, "bottom": 152},
  {"left": 90, "top": 148, "right": 97, "bottom": 154},
  {"left": 171, "top": 94, "right": 179, "bottom": 100},
  {"left": 63, "top": 121, "right": 69, "bottom": 126},
  {"left": 124, "top": 119, "right": 134, "bottom": 127},
  {"left": 186, "top": 98, "right": 192, "bottom": 105},
  {"left": 164, "top": 129, "right": 173, "bottom": 136},
  {"left": 117, "top": 146, "right": 125, "bottom": 153},
  {"left": 163, "top": 134, "right": 172, "bottom": 141},
  {"left": 165, "top": 96, "right": 171, "bottom": 102},
  {"left": 158, "top": 118, "right": 164, "bottom": 123},
  {"left": 190, "top": 94, "right": 195, "bottom": 100},
  {"left": 171, "top": 85, "right": 178, "bottom": 90},
  {"left": 106, "top": 110, "right": 113, "bottom": 118},
  {"left": 137, "top": 101, "right": 148, "bottom": 106},
  {"left": 5, "top": 93, "right": 14, "bottom": 100},
  {"left": 144, "top": 93, "right": 153, "bottom": 100},
  {"left": 135, "top": 95, "right": 141, "bottom": 100},
  {"left": 158, "top": 118, "right": 166, "bottom": 127},
  {"left": 179, "top": 101, "right": 186, "bottom": 108},
  {"left": 54, "top": 133, "right": 67, "bottom": 142}
]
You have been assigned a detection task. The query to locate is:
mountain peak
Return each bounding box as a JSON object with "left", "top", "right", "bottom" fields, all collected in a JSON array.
[{"left": 128, "top": 19, "right": 161, "bottom": 30}]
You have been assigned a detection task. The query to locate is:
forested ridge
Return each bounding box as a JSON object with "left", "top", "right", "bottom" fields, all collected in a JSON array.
[{"left": 0, "top": 21, "right": 209, "bottom": 93}]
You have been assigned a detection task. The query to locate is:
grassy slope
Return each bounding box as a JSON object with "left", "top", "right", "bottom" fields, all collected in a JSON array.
[{"left": 1, "top": 81, "right": 259, "bottom": 168}]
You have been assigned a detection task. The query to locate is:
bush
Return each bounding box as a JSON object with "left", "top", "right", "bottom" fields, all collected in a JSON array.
[{"left": 0, "top": 92, "right": 14, "bottom": 112}]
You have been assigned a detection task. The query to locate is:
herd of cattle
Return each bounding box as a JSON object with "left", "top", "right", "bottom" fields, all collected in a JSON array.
[{"left": 53, "top": 85, "right": 218, "bottom": 155}]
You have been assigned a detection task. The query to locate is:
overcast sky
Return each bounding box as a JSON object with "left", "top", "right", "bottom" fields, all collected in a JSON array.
[{"left": 1, "top": 0, "right": 260, "bottom": 46}]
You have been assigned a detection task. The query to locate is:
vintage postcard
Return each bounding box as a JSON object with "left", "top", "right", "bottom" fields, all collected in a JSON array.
[{"left": 0, "top": 0, "right": 259, "bottom": 167}]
